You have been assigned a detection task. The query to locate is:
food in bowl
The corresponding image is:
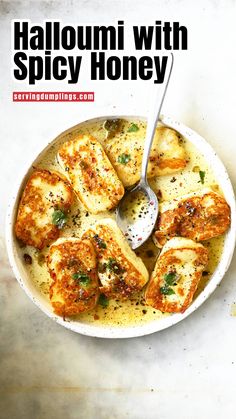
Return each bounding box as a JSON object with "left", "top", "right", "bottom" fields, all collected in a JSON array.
[
  {"left": 47, "top": 237, "right": 99, "bottom": 316},
  {"left": 12, "top": 117, "right": 232, "bottom": 330},
  {"left": 15, "top": 169, "right": 73, "bottom": 249},
  {"left": 154, "top": 188, "right": 231, "bottom": 247},
  {"left": 145, "top": 237, "right": 209, "bottom": 313},
  {"left": 82, "top": 218, "right": 149, "bottom": 300},
  {"left": 105, "top": 125, "right": 187, "bottom": 187},
  {"left": 57, "top": 135, "right": 124, "bottom": 213}
]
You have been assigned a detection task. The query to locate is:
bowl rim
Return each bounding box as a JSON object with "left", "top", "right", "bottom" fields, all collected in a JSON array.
[{"left": 5, "top": 114, "right": 236, "bottom": 338}]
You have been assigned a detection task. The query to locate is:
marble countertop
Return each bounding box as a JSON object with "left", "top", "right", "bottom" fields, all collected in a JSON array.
[{"left": 1, "top": 1, "right": 236, "bottom": 418}]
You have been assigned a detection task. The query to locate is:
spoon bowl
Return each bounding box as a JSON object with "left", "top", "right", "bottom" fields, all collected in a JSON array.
[{"left": 116, "top": 182, "right": 158, "bottom": 249}]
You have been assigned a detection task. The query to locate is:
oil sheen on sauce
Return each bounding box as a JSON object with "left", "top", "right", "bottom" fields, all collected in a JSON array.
[{"left": 18, "top": 119, "right": 225, "bottom": 327}]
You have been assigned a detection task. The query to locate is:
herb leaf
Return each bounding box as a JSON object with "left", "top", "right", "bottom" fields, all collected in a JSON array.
[
  {"left": 98, "top": 259, "right": 125, "bottom": 275},
  {"left": 118, "top": 153, "right": 131, "bottom": 165},
  {"left": 199, "top": 170, "right": 205, "bottom": 184},
  {"left": 164, "top": 272, "right": 177, "bottom": 286},
  {"left": 93, "top": 234, "right": 107, "bottom": 249},
  {"left": 98, "top": 293, "right": 109, "bottom": 308},
  {"left": 127, "top": 123, "right": 139, "bottom": 133},
  {"left": 106, "top": 258, "right": 124, "bottom": 274},
  {"left": 72, "top": 272, "right": 90, "bottom": 287},
  {"left": 160, "top": 286, "right": 175, "bottom": 295},
  {"left": 103, "top": 119, "right": 122, "bottom": 139},
  {"left": 52, "top": 209, "right": 68, "bottom": 229}
]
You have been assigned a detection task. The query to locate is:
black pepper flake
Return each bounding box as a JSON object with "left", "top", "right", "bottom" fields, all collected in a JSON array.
[
  {"left": 146, "top": 249, "right": 154, "bottom": 258},
  {"left": 202, "top": 271, "right": 209, "bottom": 276},
  {"left": 185, "top": 202, "right": 196, "bottom": 216},
  {"left": 23, "top": 253, "right": 32, "bottom": 265},
  {"left": 72, "top": 212, "right": 81, "bottom": 227},
  {"left": 93, "top": 234, "right": 107, "bottom": 249}
]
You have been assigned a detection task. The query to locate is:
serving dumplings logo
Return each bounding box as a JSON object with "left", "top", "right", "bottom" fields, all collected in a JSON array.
[{"left": 12, "top": 91, "right": 94, "bottom": 102}]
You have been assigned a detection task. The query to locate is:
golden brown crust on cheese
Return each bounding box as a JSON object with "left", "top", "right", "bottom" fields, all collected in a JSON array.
[
  {"left": 105, "top": 126, "right": 187, "bottom": 187},
  {"left": 145, "top": 238, "right": 209, "bottom": 313},
  {"left": 155, "top": 190, "right": 231, "bottom": 246},
  {"left": 57, "top": 135, "right": 124, "bottom": 213},
  {"left": 15, "top": 169, "right": 73, "bottom": 250},
  {"left": 148, "top": 127, "right": 187, "bottom": 175},
  {"left": 82, "top": 219, "right": 149, "bottom": 299},
  {"left": 47, "top": 238, "right": 99, "bottom": 316}
]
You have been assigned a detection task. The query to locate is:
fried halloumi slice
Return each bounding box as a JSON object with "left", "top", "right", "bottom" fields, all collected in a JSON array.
[
  {"left": 154, "top": 188, "right": 231, "bottom": 247},
  {"left": 82, "top": 219, "right": 149, "bottom": 299},
  {"left": 47, "top": 238, "right": 99, "bottom": 316},
  {"left": 15, "top": 169, "right": 73, "bottom": 250},
  {"left": 57, "top": 135, "right": 124, "bottom": 214},
  {"left": 145, "top": 237, "right": 209, "bottom": 313},
  {"left": 105, "top": 126, "right": 187, "bottom": 187}
]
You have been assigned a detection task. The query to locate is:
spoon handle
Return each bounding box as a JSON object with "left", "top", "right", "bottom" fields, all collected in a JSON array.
[{"left": 140, "top": 53, "right": 174, "bottom": 184}]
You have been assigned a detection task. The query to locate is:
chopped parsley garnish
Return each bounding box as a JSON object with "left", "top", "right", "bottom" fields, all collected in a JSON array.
[
  {"left": 52, "top": 209, "right": 67, "bottom": 229},
  {"left": 72, "top": 272, "right": 90, "bottom": 287},
  {"left": 164, "top": 272, "right": 177, "bottom": 285},
  {"left": 160, "top": 286, "right": 175, "bottom": 295},
  {"left": 98, "top": 293, "right": 109, "bottom": 308},
  {"left": 127, "top": 123, "right": 139, "bottom": 133},
  {"left": 106, "top": 258, "right": 124, "bottom": 274},
  {"left": 98, "top": 258, "right": 125, "bottom": 275},
  {"left": 160, "top": 271, "right": 179, "bottom": 295},
  {"left": 118, "top": 153, "right": 131, "bottom": 164},
  {"left": 199, "top": 170, "right": 205, "bottom": 184},
  {"left": 93, "top": 234, "right": 107, "bottom": 249}
]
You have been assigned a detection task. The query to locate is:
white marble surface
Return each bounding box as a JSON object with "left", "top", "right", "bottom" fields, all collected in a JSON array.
[{"left": 1, "top": 1, "right": 236, "bottom": 418}]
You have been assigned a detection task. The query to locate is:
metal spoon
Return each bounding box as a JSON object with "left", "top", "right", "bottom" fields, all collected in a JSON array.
[{"left": 116, "top": 53, "right": 174, "bottom": 249}]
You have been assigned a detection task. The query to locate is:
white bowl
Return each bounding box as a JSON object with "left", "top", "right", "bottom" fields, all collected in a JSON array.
[{"left": 5, "top": 115, "right": 236, "bottom": 338}]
